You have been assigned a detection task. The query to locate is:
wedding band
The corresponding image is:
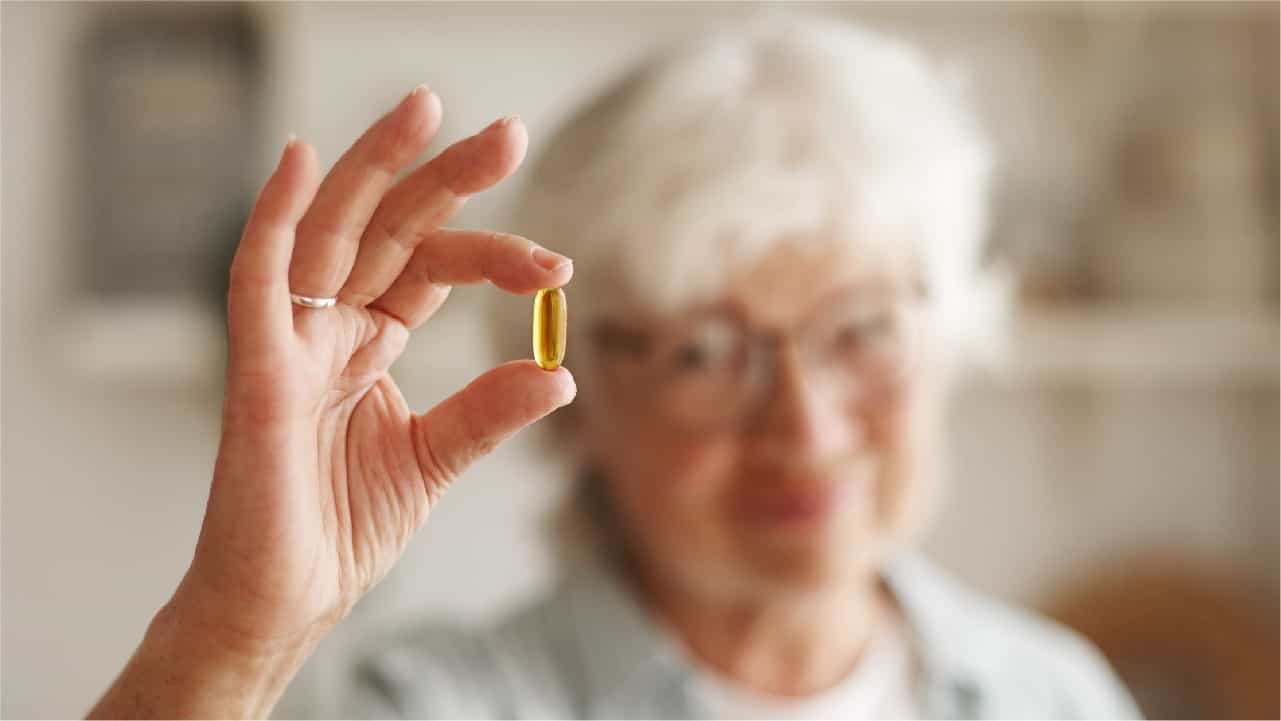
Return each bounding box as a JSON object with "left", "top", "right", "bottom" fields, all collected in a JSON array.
[{"left": 290, "top": 293, "right": 338, "bottom": 309}]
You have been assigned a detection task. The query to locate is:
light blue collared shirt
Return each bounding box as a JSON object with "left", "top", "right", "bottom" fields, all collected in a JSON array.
[{"left": 349, "top": 553, "right": 1141, "bottom": 719}]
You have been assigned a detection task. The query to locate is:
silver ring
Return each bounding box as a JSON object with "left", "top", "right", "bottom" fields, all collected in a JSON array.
[{"left": 290, "top": 293, "right": 338, "bottom": 309}]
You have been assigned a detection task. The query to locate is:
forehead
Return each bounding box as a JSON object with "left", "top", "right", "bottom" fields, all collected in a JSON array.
[{"left": 723, "top": 233, "right": 911, "bottom": 327}]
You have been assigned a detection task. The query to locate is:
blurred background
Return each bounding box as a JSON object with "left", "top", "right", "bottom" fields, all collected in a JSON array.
[{"left": 2, "top": 2, "right": 1277, "bottom": 718}]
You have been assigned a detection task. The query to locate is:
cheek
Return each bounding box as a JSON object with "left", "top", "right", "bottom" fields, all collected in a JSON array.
[
  {"left": 865, "top": 361, "right": 934, "bottom": 450},
  {"left": 580, "top": 390, "right": 738, "bottom": 504},
  {"left": 865, "top": 397, "right": 912, "bottom": 450},
  {"left": 866, "top": 372, "right": 937, "bottom": 533},
  {"left": 605, "top": 429, "right": 742, "bottom": 540}
]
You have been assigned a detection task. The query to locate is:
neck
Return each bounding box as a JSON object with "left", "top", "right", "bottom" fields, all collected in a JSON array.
[{"left": 636, "top": 566, "right": 892, "bottom": 698}]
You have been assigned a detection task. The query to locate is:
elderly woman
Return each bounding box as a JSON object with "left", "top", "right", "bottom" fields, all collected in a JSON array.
[{"left": 90, "top": 16, "right": 1139, "bottom": 720}]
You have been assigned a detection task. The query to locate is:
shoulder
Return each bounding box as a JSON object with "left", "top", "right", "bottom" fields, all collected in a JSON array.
[
  {"left": 347, "top": 582, "right": 590, "bottom": 719},
  {"left": 888, "top": 554, "right": 1142, "bottom": 719},
  {"left": 348, "top": 620, "right": 503, "bottom": 719},
  {"left": 966, "top": 595, "right": 1141, "bottom": 719}
]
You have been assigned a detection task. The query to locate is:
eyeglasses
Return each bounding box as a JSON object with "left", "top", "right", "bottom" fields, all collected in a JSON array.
[{"left": 587, "top": 285, "right": 924, "bottom": 432}]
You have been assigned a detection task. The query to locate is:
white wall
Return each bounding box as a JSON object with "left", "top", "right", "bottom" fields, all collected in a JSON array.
[{"left": 3, "top": 3, "right": 1275, "bottom": 719}]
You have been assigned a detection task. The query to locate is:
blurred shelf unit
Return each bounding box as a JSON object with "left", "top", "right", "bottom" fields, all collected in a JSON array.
[
  {"left": 999, "top": 303, "right": 1279, "bottom": 389},
  {"left": 57, "top": 301, "right": 1278, "bottom": 392},
  {"left": 80, "top": 4, "right": 263, "bottom": 302},
  {"left": 60, "top": 3, "right": 265, "bottom": 396},
  {"left": 56, "top": 299, "right": 227, "bottom": 390}
]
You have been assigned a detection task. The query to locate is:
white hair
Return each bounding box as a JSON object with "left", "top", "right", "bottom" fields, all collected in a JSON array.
[{"left": 494, "top": 12, "right": 1008, "bottom": 377}]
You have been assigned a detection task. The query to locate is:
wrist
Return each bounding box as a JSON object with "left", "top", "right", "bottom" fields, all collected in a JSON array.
[
  {"left": 89, "top": 593, "right": 322, "bottom": 720},
  {"left": 154, "top": 590, "right": 320, "bottom": 710},
  {"left": 164, "top": 572, "right": 333, "bottom": 661}
]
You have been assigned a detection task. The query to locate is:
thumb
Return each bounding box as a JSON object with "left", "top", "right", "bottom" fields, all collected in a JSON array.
[{"left": 410, "top": 360, "right": 576, "bottom": 495}]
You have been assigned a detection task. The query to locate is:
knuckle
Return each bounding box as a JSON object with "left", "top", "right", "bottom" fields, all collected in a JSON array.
[
  {"left": 411, "top": 417, "right": 456, "bottom": 501},
  {"left": 227, "top": 263, "right": 275, "bottom": 296},
  {"left": 367, "top": 112, "right": 427, "bottom": 173},
  {"left": 297, "top": 213, "right": 359, "bottom": 248},
  {"left": 338, "top": 287, "right": 378, "bottom": 308},
  {"left": 394, "top": 223, "right": 434, "bottom": 255},
  {"left": 478, "top": 231, "right": 510, "bottom": 280},
  {"left": 403, "top": 250, "right": 435, "bottom": 285},
  {"left": 484, "top": 230, "right": 511, "bottom": 252},
  {"left": 457, "top": 397, "right": 499, "bottom": 461},
  {"left": 445, "top": 132, "right": 518, "bottom": 194},
  {"left": 432, "top": 150, "right": 471, "bottom": 196},
  {"left": 368, "top": 213, "right": 432, "bottom": 255}
]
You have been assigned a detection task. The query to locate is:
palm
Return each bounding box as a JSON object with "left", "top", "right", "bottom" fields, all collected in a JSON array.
[
  {"left": 178, "top": 88, "right": 574, "bottom": 652},
  {"left": 301, "top": 306, "right": 447, "bottom": 603},
  {"left": 294, "top": 308, "right": 424, "bottom": 614}
]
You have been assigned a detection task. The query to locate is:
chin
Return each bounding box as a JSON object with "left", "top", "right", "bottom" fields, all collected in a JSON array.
[
  {"left": 741, "top": 525, "right": 887, "bottom": 598},
  {"left": 727, "top": 481, "right": 893, "bottom": 597}
]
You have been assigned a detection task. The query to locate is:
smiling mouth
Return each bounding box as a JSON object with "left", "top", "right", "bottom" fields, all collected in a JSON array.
[
  {"left": 740, "top": 457, "right": 879, "bottom": 528},
  {"left": 750, "top": 483, "right": 846, "bottom": 525}
]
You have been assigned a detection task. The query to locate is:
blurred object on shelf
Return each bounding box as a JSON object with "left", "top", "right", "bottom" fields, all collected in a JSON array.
[
  {"left": 981, "top": 2, "right": 1278, "bottom": 308},
  {"left": 80, "top": 2, "right": 262, "bottom": 308},
  {"left": 1002, "top": 304, "right": 1278, "bottom": 389},
  {"left": 1079, "top": 6, "right": 1278, "bottom": 306},
  {"left": 1045, "top": 554, "right": 1280, "bottom": 720}
]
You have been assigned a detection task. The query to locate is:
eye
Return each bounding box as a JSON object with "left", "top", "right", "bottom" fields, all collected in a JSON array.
[
  {"left": 674, "top": 342, "right": 711, "bottom": 370},
  {"left": 592, "top": 324, "right": 651, "bottom": 357},
  {"left": 666, "top": 321, "right": 740, "bottom": 374},
  {"left": 831, "top": 310, "right": 895, "bottom": 353}
]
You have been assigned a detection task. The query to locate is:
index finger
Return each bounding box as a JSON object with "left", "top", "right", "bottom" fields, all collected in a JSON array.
[{"left": 369, "top": 228, "right": 573, "bottom": 329}]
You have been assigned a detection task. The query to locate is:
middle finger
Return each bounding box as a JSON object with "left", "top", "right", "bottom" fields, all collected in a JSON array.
[
  {"left": 288, "top": 85, "right": 443, "bottom": 301},
  {"left": 338, "top": 115, "right": 530, "bottom": 307}
]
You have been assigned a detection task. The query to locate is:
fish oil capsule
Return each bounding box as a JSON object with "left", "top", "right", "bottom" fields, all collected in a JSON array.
[{"left": 532, "top": 287, "right": 567, "bottom": 371}]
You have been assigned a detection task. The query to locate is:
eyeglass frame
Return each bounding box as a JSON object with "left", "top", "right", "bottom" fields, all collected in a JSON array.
[{"left": 580, "top": 280, "right": 928, "bottom": 432}]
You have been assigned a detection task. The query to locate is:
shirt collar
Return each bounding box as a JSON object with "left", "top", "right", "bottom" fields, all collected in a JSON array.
[
  {"left": 559, "top": 564, "right": 689, "bottom": 717},
  {"left": 882, "top": 550, "right": 988, "bottom": 718},
  {"left": 561, "top": 551, "right": 988, "bottom": 718}
]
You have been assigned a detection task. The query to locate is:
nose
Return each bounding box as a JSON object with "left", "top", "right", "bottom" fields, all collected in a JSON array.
[{"left": 749, "top": 341, "right": 865, "bottom": 465}]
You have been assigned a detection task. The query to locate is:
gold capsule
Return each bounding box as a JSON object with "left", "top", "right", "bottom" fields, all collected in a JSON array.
[{"left": 532, "top": 287, "right": 567, "bottom": 371}]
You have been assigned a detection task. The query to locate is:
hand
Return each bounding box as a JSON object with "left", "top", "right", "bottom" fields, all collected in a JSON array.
[{"left": 178, "top": 86, "right": 575, "bottom": 656}]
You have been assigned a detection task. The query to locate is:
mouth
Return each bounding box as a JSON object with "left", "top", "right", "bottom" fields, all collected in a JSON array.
[
  {"left": 739, "top": 457, "right": 878, "bottom": 529},
  {"left": 746, "top": 482, "right": 846, "bottom": 526}
]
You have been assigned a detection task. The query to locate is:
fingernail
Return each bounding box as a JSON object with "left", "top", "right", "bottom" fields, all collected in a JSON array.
[
  {"left": 280, "top": 133, "right": 297, "bottom": 162},
  {"left": 487, "top": 115, "right": 520, "bottom": 132},
  {"left": 561, "top": 369, "right": 577, "bottom": 403},
  {"left": 531, "top": 246, "right": 572, "bottom": 271},
  {"left": 389, "top": 85, "right": 430, "bottom": 116},
  {"left": 399, "top": 84, "right": 429, "bottom": 110}
]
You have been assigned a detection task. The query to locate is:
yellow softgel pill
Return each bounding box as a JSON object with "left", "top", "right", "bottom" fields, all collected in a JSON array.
[{"left": 532, "top": 287, "right": 567, "bottom": 371}]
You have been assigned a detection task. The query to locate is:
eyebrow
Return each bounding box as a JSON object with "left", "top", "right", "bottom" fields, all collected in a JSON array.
[
  {"left": 737, "top": 278, "right": 908, "bottom": 330},
  {"left": 593, "top": 280, "right": 908, "bottom": 346}
]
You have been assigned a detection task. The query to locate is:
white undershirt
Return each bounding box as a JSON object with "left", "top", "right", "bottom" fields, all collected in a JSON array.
[{"left": 683, "top": 620, "right": 921, "bottom": 720}]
